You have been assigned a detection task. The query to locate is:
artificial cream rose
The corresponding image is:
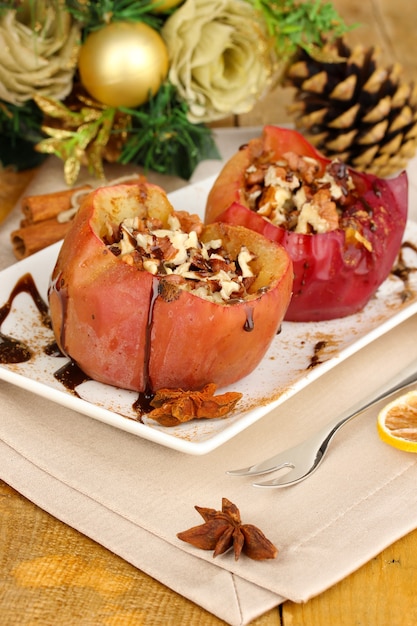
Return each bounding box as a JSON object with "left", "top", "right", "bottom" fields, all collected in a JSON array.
[
  {"left": 0, "top": 0, "right": 80, "bottom": 106},
  {"left": 162, "top": 0, "right": 276, "bottom": 123}
]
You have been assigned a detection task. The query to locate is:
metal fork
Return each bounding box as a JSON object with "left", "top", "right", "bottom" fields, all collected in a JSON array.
[{"left": 227, "top": 357, "right": 417, "bottom": 488}]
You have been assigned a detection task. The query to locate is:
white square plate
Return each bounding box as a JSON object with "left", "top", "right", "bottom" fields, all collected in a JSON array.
[{"left": 1, "top": 176, "right": 417, "bottom": 454}]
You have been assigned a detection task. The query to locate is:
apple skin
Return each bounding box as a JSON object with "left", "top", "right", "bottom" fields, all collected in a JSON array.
[
  {"left": 205, "top": 126, "right": 408, "bottom": 322},
  {"left": 49, "top": 181, "right": 293, "bottom": 392}
]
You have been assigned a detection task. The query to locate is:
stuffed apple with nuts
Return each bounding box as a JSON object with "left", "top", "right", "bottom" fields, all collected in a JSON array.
[
  {"left": 205, "top": 126, "right": 408, "bottom": 321},
  {"left": 49, "top": 181, "right": 293, "bottom": 393}
]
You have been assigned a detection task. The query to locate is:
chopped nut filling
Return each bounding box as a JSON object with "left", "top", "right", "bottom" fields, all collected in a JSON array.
[
  {"left": 245, "top": 151, "right": 357, "bottom": 235},
  {"left": 105, "top": 212, "right": 256, "bottom": 304}
]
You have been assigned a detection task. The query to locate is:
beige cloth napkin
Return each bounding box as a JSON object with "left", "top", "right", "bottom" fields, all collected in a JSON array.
[{"left": 1, "top": 129, "right": 417, "bottom": 626}]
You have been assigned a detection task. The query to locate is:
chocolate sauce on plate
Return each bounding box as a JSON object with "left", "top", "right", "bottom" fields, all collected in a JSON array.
[{"left": 0, "top": 273, "right": 50, "bottom": 364}]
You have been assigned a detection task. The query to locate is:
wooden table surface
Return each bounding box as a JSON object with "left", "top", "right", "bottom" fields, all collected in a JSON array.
[{"left": 1, "top": 1, "right": 417, "bottom": 624}]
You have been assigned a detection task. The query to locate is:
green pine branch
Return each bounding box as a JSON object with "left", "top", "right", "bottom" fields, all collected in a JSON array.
[
  {"left": 0, "top": 100, "right": 46, "bottom": 169},
  {"left": 64, "top": 0, "right": 163, "bottom": 34},
  {"left": 119, "top": 83, "right": 220, "bottom": 180},
  {"left": 249, "top": 0, "right": 358, "bottom": 59}
]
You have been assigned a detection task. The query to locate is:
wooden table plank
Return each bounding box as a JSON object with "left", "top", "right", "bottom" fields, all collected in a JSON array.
[
  {"left": 0, "top": 167, "right": 37, "bottom": 225},
  {"left": 0, "top": 481, "right": 280, "bottom": 626},
  {"left": 283, "top": 527, "right": 417, "bottom": 626}
]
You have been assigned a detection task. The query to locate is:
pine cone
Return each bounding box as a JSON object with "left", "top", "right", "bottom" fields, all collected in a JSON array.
[{"left": 284, "top": 39, "right": 417, "bottom": 177}]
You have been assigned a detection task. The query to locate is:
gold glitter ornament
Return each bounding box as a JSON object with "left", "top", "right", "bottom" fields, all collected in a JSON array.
[
  {"left": 78, "top": 22, "right": 169, "bottom": 108},
  {"left": 34, "top": 90, "right": 132, "bottom": 185},
  {"left": 150, "top": 0, "right": 184, "bottom": 12}
]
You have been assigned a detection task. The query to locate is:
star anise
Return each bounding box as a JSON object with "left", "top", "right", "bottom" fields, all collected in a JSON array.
[
  {"left": 147, "top": 383, "right": 242, "bottom": 426},
  {"left": 177, "top": 497, "right": 278, "bottom": 561}
]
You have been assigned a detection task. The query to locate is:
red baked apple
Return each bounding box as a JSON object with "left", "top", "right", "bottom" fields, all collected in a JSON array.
[
  {"left": 49, "top": 181, "right": 293, "bottom": 393},
  {"left": 205, "top": 126, "right": 408, "bottom": 321}
]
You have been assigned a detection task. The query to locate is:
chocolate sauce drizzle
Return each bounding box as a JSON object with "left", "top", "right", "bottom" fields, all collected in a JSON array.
[
  {"left": 307, "top": 340, "right": 327, "bottom": 369},
  {"left": 132, "top": 277, "right": 160, "bottom": 418},
  {"left": 0, "top": 272, "right": 90, "bottom": 398},
  {"left": 54, "top": 360, "right": 91, "bottom": 391},
  {"left": 48, "top": 271, "right": 68, "bottom": 359},
  {"left": 391, "top": 241, "right": 417, "bottom": 301},
  {"left": 44, "top": 340, "right": 63, "bottom": 357},
  {"left": 0, "top": 273, "right": 50, "bottom": 364},
  {"left": 243, "top": 305, "right": 254, "bottom": 332}
]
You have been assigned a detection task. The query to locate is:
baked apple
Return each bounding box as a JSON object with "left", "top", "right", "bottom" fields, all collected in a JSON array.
[
  {"left": 205, "top": 126, "right": 408, "bottom": 321},
  {"left": 49, "top": 181, "right": 293, "bottom": 393}
]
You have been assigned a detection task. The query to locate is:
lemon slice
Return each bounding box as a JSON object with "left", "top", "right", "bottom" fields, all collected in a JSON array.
[{"left": 377, "top": 390, "right": 417, "bottom": 452}]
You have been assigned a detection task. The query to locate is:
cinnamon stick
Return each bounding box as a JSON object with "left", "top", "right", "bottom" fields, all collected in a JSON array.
[
  {"left": 11, "top": 219, "right": 72, "bottom": 260},
  {"left": 21, "top": 185, "right": 92, "bottom": 225},
  {"left": 11, "top": 174, "right": 146, "bottom": 259}
]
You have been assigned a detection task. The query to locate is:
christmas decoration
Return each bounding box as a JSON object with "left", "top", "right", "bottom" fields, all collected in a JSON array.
[
  {"left": 162, "top": 0, "right": 276, "bottom": 123},
  {"left": 78, "top": 21, "right": 169, "bottom": 108},
  {"left": 0, "top": 0, "right": 80, "bottom": 106},
  {"left": 251, "top": 0, "right": 354, "bottom": 60},
  {"left": 33, "top": 88, "right": 131, "bottom": 185},
  {"left": 150, "top": 0, "right": 184, "bottom": 12},
  {"left": 285, "top": 39, "right": 417, "bottom": 177},
  {"left": 0, "top": 1, "right": 356, "bottom": 184}
]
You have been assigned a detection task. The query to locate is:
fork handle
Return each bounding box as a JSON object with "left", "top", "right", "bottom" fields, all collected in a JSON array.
[
  {"left": 230, "top": 356, "right": 417, "bottom": 480},
  {"left": 273, "top": 356, "right": 417, "bottom": 479},
  {"left": 322, "top": 355, "right": 417, "bottom": 440}
]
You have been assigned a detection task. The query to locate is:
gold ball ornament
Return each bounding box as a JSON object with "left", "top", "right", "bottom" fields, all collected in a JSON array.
[
  {"left": 78, "top": 22, "right": 169, "bottom": 108},
  {"left": 150, "top": 0, "right": 184, "bottom": 12}
]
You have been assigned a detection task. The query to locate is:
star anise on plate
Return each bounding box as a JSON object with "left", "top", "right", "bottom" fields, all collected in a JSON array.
[
  {"left": 177, "top": 497, "right": 278, "bottom": 561},
  {"left": 147, "top": 383, "right": 242, "bottom": 426}
]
